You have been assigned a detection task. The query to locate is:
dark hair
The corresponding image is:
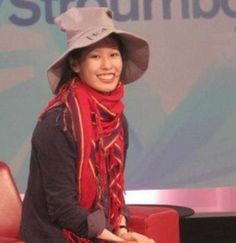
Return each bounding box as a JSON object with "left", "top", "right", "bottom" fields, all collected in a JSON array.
[{"left": 55, "top": 33, "right": 127, "bottom": 94}]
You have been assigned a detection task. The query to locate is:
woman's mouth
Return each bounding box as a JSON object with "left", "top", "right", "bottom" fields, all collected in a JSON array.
[{"left": 97, "top": 73, "right": 116, "bottom": 82}]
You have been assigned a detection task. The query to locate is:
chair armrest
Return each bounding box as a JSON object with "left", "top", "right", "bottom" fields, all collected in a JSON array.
[{"left": 127, "top": 205, "right": 180, "bottom": 243}]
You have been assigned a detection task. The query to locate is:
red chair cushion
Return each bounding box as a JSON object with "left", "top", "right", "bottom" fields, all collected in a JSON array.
[
  {"left": 0, "top": 237, "right": 24, "bottom": 243},
  {"left": 128, "top": 205, "right": 180, "bottom": 243}
]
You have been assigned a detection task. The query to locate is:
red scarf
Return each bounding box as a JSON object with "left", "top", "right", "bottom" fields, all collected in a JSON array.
[{"left": 40, "top": 78, "right": 125, "bottom": 242}]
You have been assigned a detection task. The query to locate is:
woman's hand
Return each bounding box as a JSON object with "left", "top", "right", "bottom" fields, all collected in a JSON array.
[
  {"left": 97, "top": 228, "right": 124, "bottom": 242},
  {"left": 119, "top": 231, "right": 156, "bottom": 243}
]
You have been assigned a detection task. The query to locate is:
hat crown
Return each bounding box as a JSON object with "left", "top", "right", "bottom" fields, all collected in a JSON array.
[{"left": 55, "top": 7, "right": 114, "bottom": 45}]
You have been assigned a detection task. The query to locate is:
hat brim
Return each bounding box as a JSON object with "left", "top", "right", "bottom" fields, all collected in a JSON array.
[{"left": 47, "top": 27, "right": 149, "bottom": 93}]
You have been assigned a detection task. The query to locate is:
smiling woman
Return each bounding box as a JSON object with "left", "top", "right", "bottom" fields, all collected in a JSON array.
[
  {"left": 58, "top": 34, "right": 125, "bottom": 94},
  {"left": 19, "top": 6, "right": 151, "bottom": 243},
  {"left": 72, "top": 36, "right": 123, "bottom": 93}
]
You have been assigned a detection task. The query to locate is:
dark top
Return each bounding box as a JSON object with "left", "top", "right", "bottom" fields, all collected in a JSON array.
[{"left": 20, "top": 106, "right": 128, "bottom": 243}]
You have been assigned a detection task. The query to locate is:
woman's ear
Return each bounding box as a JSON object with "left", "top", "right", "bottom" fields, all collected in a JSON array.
[{"left": 69, "top": 57, "right": 80, "bottom": 73}]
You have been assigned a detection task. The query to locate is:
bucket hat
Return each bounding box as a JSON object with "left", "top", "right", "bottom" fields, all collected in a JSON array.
[{"left": 47, "top": 7, "right": 149, "bottom": 93}]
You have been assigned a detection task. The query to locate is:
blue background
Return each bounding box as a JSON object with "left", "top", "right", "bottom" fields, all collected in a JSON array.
[{"left": 1, "top": 0, "right": 236, "bottom": 192}]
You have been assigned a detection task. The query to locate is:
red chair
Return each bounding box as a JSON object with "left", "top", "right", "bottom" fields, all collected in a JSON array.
[
  {"left": 0, "top": 161, "right": 180, "bottom": 243},
  {"left": 128, "top": 205, "right": 180, "bottom": 243},
  {"left": 0, "top": 161, "right": 24, "bottom": 243}
]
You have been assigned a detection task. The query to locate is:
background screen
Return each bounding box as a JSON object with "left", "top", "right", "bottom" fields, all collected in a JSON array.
[{"left": 1, "top": 0, "right": 236, "bottom": 192}]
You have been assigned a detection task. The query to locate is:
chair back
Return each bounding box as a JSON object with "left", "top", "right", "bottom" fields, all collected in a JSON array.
[{"left": 0, "top": 161, "right": 22, "bottom": 238}]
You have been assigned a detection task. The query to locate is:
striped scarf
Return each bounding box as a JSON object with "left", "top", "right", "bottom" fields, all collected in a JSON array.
[{"left": 40, "top": 78, "right": 125, "bottom": 242}]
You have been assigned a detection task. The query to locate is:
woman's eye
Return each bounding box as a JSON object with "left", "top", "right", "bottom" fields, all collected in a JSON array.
[
  {"left": 90, "top": 54, "right": 100, "bottom": 59},
  {"left": 111, "top": 52, "right": 120, "bottom": 57}
]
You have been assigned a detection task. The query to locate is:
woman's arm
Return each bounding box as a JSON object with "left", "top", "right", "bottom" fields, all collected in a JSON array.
[
  {"left": 35, "top": 108, "right": 106, "bottom": 238},
  {"left": 116, "top": 215, "right": 128, "bottom": 237}
]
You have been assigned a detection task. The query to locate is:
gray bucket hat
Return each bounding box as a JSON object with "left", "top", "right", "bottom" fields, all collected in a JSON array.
[{"left": 47, "top": 7, "right": 149, "bottom": 93}]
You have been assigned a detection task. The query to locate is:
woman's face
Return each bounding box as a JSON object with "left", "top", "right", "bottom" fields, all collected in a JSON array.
[{"left": 70, "top": 36, "right": 123, "bottom": 93}]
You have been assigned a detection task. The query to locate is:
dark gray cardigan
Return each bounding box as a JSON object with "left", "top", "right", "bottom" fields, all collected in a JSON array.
[{"left": 20, "top": 106, "right": 128, "bottom": 243}]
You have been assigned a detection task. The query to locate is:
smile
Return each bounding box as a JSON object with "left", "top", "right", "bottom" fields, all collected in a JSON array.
[{"left": 97, "top": 73, "right": 116, "bottom": 81}]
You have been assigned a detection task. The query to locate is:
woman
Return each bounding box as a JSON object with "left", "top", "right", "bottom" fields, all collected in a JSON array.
[{"left": 20, "top": 7, "right": 152, "bottom": 243}]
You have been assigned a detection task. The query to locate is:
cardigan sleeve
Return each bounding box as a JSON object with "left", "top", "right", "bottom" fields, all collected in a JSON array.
[{"left": 33, "top": 107, "right": 106, "bottom": 239}]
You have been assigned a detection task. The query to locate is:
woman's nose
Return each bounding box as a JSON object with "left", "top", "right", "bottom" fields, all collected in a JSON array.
[{"left": 101, "top": 57, "right": 112, "bottom": 69}]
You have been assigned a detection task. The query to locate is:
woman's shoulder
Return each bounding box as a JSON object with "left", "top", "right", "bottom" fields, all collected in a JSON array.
[
  {"left": 38, "top": 105, "right": 70, "bottom": 129},
  {"left": 32, "top": 105, "right": 73, "bottom": 143}
]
